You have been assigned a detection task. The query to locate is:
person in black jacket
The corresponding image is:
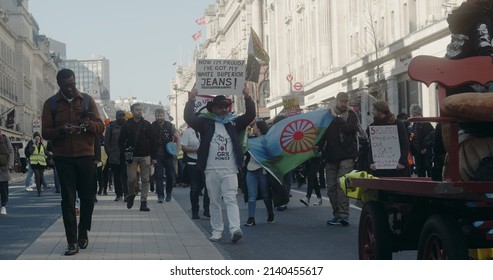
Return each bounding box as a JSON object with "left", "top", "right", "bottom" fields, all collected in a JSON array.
[
  {"left": 409, "top": 104, "right": 434, "bottom": 177},
  {"left": 323, "top": 92, "right": 359, "bottom": 226},
  {"left": 151, "top": 108, "right": 180, "bottom": 203},
  {"left": 367, "top": 101, "right": 410, "bottom": 178},
  {"left": 184, "top": 86, "right": 255, "bottom": 244},
  {"left": 118, "top": 103, "right": 156, "bottom": 212}
]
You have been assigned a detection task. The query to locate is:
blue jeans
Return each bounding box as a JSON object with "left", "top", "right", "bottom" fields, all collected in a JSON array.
[
  {"left": 24, "top": 164, "right": 33, "bottom": 187},
  {"left": 246, "top": 168, "right": 273, "bottom": 218},
  {"left": 154, "top": 155, "right": 176, "bottom": 197},
  {"left": 188, "top": 164, "right": 209, "bottom": 213}
]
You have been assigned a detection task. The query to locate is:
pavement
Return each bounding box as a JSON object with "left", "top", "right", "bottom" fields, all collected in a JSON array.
[{"left": 9, "top": 172, "right": 224, "bottom": 260}]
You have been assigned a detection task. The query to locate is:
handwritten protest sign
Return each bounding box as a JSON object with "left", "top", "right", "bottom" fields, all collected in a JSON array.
[
  {"left": 196, "top": 59, "right": 246, "bottom": 95},
  {"left": 282, "top": 96, "right": 302, "bottom": 116},
  {"left": 369, "top": 125, "right": 400, "bottom": 169},
  {"left": 194, "top": 95, "right": 214, "bottom": 113},
  {"left": 194, "top": 95, "right": 232, "bottom": 113}
]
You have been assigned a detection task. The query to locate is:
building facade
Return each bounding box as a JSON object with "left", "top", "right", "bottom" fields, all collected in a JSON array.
[
  {"left": 173, "top": 0, "right": 465, "bottom": 129},
  {"left": 60, "top": 56, "right": 110, "bottom": 99},
  {"left": 0, "top": 0, "right": 58, "bottom": 140}
]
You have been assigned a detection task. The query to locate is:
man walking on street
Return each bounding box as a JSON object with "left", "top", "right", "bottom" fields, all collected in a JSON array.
[
  {"left": 184, "top": 86, "right": 255, "bottom": 243},
  {"left": 118, "top": 103, "right": 156, "bottom": 212},
  {"left": 104, "top": 110, "right": 128, "bottom": 201},
  {"left": 42, "top": 69, "right": 104, "bottom": 256},
  {"left": 152, "top": 108, "right": 180, "bottom": 203},
  {"left": 323, "top": 92, "right": 359, "bottom": 226}
]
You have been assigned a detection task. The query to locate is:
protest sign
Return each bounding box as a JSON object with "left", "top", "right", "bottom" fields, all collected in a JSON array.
[
  {"left": 369, "top": 125, "right": 400, "bottom": 169},
  {"left": 196, "top": 59, "right": 246, "bottom": 95}
]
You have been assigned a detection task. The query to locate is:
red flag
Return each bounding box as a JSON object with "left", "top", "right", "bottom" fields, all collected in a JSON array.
[
  {"left": 192, "top": 30, "right": 202, "bottom": 41},
  {"left": 195, "top": 16, "right": 206, "bottom": 25}
]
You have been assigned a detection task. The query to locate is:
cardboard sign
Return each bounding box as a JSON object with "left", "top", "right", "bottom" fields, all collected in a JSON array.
[
  {"left": 196, "top": 59, "right": 246, "bottom": 95},
  {"left": 194, "top": 95, "right": 214, "bottom": 113},
  {"left": 282, "top": 96, "right": 302, "bottom": 116},
  {"left": 369, "top": 125, "right": 400, "bottom": 169}
]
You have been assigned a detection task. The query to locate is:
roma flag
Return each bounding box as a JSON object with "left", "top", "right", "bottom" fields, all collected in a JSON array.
[{"left": 249, "top": 109, "right": 333, "bottom": 183}]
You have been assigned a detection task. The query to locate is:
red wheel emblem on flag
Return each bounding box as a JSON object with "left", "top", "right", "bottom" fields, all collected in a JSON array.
[{"left": 280, "top": 119, "right": 318, "bottom": 154}]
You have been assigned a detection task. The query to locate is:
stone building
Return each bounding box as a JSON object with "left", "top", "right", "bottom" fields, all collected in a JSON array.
[{"left": 173, "top": 0, "right": 465, "bottom": 129}]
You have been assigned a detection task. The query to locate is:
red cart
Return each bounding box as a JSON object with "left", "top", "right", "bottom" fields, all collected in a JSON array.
[{"left": 351, "top": 55, "right": 493, "bottom": 260}]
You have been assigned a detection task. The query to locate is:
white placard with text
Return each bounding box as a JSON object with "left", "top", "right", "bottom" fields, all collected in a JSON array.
[
  {"left": 196, "top": 59, "right": 246, "bottom": 95},
  {"left": 369, "top": 125, "right": 400, "bottom": 170}
]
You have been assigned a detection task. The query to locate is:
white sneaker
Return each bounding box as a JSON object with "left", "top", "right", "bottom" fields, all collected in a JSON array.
[
  {"left": 1, "top": 206, "right": 6, "bottom": 215},
  {"left": 25, "top": 186, "right": 33, "bottom": 192}
]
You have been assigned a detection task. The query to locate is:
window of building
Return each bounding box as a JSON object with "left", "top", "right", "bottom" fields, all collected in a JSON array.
[{"left": 398, "top": 79, "right": 419, "bottom": 115}]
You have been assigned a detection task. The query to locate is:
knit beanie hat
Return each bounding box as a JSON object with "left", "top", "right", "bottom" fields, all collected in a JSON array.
[{"left": 373, "top": 100, "right": 390, "bottom": 114}]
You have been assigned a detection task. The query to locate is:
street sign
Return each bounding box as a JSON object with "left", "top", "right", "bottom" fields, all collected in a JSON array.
[
  {"left": 293, "top": 82, "right": 303, "bottom": 91},
  {"left": 32, "top": 116, "right": 41, "bottom": 133},
  {"left": 286, "top": 74, "right": 293, "bottom": 83}
]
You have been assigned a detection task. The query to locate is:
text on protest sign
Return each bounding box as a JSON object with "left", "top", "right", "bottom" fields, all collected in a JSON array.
[
  {"left": 369, "top": 125, "right": 400, "bottom": 170},
  {"left": 196, "top": 59, "right": 246, "bottom": 95},
  {"left": 194, "top": 95, "right": 214, "bottom": 113}
]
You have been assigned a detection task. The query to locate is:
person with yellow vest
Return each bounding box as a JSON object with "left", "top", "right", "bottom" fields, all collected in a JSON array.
[{"left": 27, "top": 132, "right": 47, "bottom": 197}]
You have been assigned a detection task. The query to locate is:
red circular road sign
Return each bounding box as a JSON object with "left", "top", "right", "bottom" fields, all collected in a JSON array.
[
  {"left": 293, "top": 82, "right": 303, "bottom": 91},
  {"left": 286, "top": 74, "right": 293, "bottom": 83}
]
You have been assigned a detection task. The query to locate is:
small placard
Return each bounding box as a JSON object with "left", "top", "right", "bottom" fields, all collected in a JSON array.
[{"left": 369, "top": 125, "right": 400, "bottom": 169}]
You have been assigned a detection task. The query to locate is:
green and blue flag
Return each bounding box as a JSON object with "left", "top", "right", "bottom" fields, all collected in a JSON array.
[{"left": 249, "top": 110, "right": 333, "bottom": 183}]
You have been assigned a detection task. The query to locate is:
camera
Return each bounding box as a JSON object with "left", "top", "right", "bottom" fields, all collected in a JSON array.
[{"left": 124, "top": 147, "right": 134, "bottom": 164}]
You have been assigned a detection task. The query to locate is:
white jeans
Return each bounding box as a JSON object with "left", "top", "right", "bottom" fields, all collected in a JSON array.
[{"left": 205, "top": 170, "right": 241, "bottom": 237}]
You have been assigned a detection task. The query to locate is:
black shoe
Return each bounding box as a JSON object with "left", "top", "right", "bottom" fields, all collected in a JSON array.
[
  {"left": 191, "top": 212, "right": 200, "bottom": 219},
  {"left": 97, "top": 190, "right": 102, "bottom": 195},
  {"left": 276, "top": 205, "right": 287, "bottom": 212},
  {"left": 126, "top": 194, "right": 136, "bottom": 209},
  {"left": 203, "top": 210, "right": 210, "bottom": 218},
  {"left": 165, "top": 194, "right": 172, "bottom": 202},
  {"left": 139, "top": 201, "right": 150, "bottom": 212},
  {"left": 78, "top": 238, "right": 89, "bottom": 249},
  {"left": 92, "top": 196, "right": 98, "bottom": 203},
  {"left": 244, "top": 217, "right": 256, "bottom": 226},
  {"left": 64, "top": 243, "right": 79, "bottom": 256},
  {"left": 103, "top": 191, "right": 108, "bottom": 196},
  {"left": 123, "top": 195, "right": 128, "bottom": 202},
  {"left": 114, "top": 196, "right": 122, "bottom": 202},
  {"left": 267, "top": 214, "right": 275, "bottom": 223}
]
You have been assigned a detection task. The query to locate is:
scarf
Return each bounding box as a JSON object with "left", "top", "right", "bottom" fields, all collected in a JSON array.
[
  {"left": 199, "top": 112, "right": 239, "bottom": 125},
  {"left": 199, "top": 112, "right": 249, "bottom": 153}
]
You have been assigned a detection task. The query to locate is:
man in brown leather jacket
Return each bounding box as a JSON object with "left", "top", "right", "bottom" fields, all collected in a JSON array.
[{"left": 42, "top": 69, "right": 104, "bottom": 256}]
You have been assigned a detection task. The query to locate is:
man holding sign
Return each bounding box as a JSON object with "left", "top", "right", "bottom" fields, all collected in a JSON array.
[
  {"left": 367, "top": 100, "right": 410, "bottom": 178},
  {"left": 184, "top": 85, "right": 255, "bottom": 244}
]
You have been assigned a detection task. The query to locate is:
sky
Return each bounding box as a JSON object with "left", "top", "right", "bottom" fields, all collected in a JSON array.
[{"left": 29, "top": 0, "right": 214, "bottom": 106}]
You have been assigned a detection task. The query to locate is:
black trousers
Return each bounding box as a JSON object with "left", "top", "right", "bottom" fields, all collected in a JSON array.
[
  {"left": 110, "top": 163, "right": 127, "bottom": 197},
  {"left": 54, "top": 156, "right": 96, "bottom": 245}
]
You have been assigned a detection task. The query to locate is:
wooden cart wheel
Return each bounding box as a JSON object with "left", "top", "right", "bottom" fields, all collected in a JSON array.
[
  {"left": 358, "top": 201, "right": 392, "bottom": 260},
  {"left": 417, "top": 214, "right": 469, "bottom": 260}
]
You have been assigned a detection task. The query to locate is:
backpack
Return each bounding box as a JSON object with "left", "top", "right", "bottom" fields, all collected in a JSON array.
[
  {"left": 50, "top": 93, "right": 91, "bottom": 122},
  {"left": 0, "top": 135, "right": 9, "bottom": 167}
]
